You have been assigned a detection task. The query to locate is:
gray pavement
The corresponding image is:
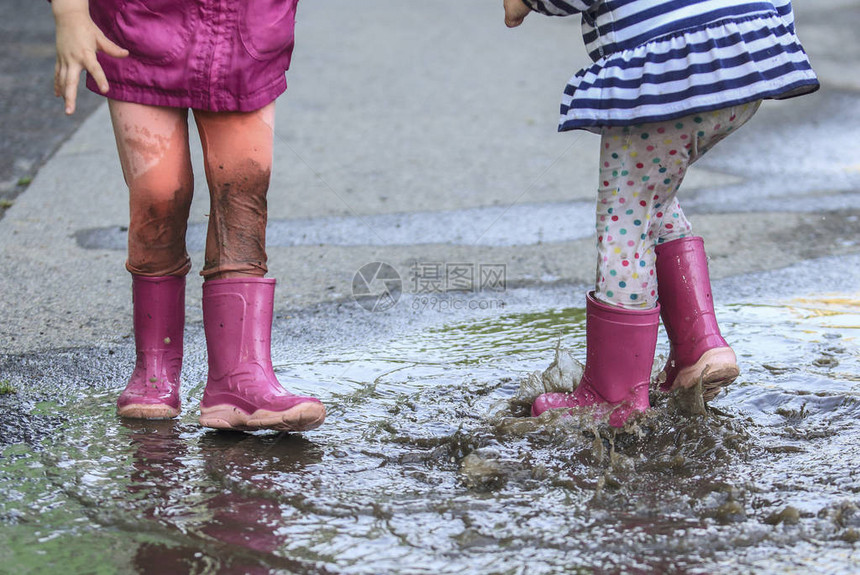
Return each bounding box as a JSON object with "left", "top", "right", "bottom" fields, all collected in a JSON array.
[
  {"left": 0, "top": 0, "right": 102, "bottom": 212},
  {"left": 1, "top": 0, "right": 859, "bottom": 355}
]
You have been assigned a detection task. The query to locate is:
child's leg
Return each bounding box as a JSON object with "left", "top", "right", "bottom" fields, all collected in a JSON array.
[
  {"left": 532, "top": 127, "right": 679, "bottom": 423},
  {"left": 595, "top": 101, "right": 761, "bottom": 308},
  {"left": 193, "top": 104, "right": 325, "bottom": 432},
  {"left": 653, "top": 197, "right": 693, "bottom": 246},
  {"left": 649, "top": 103, "right": 761, "bottom": 398},
  {"left": 595, "top": 124, "right": 694, "bottom": 309},
  {"left": 193, "top": 104, "right": 275, "bottom": 280},
  {"left": 108, "top": 101, "right": 193, "bottom": 419},
  {"left": 533, "top": 104, "right": 765, "bottom": 421},
  {"left": 531, "top": 107, "right": 755, "bottom": 422},
  {"left": 650, "top": 100, "right": 761, "bottom": 245},
  {"left": 108, "top": 101, "right": 194, "bottom": 277}
]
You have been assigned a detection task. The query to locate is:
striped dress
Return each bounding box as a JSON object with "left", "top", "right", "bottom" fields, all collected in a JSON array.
[{"left": 520, "top": 0, "right": 819, "bottom": 132}]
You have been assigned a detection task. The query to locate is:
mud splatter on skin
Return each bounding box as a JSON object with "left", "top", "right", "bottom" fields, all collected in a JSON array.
[
  {"left": 110, "top": 103, "right": 191, "bottom": 183},
  {"left": 193, "top": 103, "right": 276, "bottom": 280},
  {"left": 108, "top": 101, "right": 278, "bottom": 279},
  {"left": 110, "top": 101, "right": 195, "bottom": 276},
  {"left": 202, "top": 161, "right": 271, "bottom": 279},
  {"left": 120, "top": 127, "right": 174, "bottom": 181},
  {"left": 127, "top": 187, "right": 193, "bottom": 276}
]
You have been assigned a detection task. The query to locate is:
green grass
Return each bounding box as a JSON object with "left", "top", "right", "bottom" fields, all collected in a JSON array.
[{"left": 0, "top": 380, "right": 16, "bottom": 395}]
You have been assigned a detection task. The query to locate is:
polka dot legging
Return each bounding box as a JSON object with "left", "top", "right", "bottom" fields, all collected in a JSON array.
[{"left": 594, "top": 101, "right": 761, "bottom": 309}]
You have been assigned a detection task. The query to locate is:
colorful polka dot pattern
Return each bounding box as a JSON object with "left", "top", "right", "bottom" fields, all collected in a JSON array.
[{"left": 594, "top": 102, "right": 761, "bottom": 309}]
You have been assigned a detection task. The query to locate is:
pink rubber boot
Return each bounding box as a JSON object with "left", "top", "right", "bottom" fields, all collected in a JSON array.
[
  {"left": 199, "top": 278, "right": 326, "bottom": 432},
  {"left": 531, "top": 292, "right": 660, "bottom": 427},
  {"left": 117, "top": 276, "right": 185, "bottom": 419},
  {"left": 655, "top": 236, "right": 739, "bottom": 401}
]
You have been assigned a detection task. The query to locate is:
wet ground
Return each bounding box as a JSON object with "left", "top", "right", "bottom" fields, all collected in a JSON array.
[
  {"left": 1, "top": 253, "right": 858, "bottom": 574},
  {"left": 0, "top": 0, "right": 101, "bottom": 218}
]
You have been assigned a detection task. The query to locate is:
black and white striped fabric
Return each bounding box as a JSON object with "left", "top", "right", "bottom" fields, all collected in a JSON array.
[{"left": 520, "top": 0, "right": 819, "bottom": 132}]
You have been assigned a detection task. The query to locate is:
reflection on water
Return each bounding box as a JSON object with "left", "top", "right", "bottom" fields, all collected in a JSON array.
[
  {"left": 1, "top": 293, "right": 858, "bottom": 573},
  {"left": 121, "top": 422, "right": 327, "bottom": 574}
]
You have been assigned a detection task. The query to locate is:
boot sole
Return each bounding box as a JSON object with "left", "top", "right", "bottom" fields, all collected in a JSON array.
[
  {"left": 671, "top": 347, "right": 739, "bottom": 402},
  {"left": 117, "top": 403, "right": 180, "bottom": 420},
  {"left": 199, "top": 401, "right": 326, "bottom": 432}
]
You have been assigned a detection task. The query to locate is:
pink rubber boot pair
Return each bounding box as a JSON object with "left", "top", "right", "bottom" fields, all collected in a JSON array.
[
  {"left": 117, "top": 276, "right": 325, "bottom": 432},
  {"left": 531, "top": 237, "right": 737, "bottom": 426}
]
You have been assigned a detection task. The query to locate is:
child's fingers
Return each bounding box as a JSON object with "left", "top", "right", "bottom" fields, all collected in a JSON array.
[
  {"left": 54, "top": 60, "right": 62, "bottom": 98},
  {"left": 62, "top": 63, "right": 81, "bottom": 115},
  {"left": 96, "top": 32, "right": 128, "bottom": 59},
  {"left": 503, "top": 0, "right": 530, "bottom": 27},
  {"left": 82, "top": 32, "right": 128, "bottom": 94},
  {"left": 86, "top": 57, "right": 111, "bottom": 94},
  {"left": 505, "top": 15, "right": 525, "bottom": 27}
]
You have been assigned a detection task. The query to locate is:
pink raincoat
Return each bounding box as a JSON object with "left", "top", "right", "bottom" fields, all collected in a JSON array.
[{"left": 87, "top": 0, "right": 299, "bottom": 111}]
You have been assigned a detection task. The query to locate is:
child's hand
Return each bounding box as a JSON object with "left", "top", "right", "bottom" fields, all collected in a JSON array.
[
  {"left": 504, "top": 0, "right": 531, "bottom": 28},
  {"left": 53, "top": 0, "right": 128, "bottom": 115}
]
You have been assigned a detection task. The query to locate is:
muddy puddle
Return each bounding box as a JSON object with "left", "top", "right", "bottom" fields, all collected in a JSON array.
[{"left": 1, "top": 266, "right": 859, "bottom": 573}]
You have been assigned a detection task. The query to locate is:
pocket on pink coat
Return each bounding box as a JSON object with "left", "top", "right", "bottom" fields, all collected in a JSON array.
[
  {"left": 239, "top": 0, "right": 298, "bottom": 61},
  {"left": 113, "top": 0, "right": 196, "bottom": 64}
]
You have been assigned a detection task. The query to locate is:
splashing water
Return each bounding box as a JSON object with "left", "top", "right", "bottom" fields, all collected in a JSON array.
[{"left": 1, "top": 291, "right": 859, "bottom": 573}]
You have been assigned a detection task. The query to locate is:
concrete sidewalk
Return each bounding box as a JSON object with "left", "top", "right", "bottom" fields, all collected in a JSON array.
[{"left": 1, "top": 0, "right": 859, "bottom": 355}]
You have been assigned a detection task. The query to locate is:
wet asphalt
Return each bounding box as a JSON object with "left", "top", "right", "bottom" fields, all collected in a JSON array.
[{"left": 0, "top": 0, "right": 101, "bottom": 214}]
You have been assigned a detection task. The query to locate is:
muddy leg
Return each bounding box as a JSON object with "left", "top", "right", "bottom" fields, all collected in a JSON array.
[
  {"left": 193, "top": 103, "right": 275, "bottom": 280},
  {"left": 108, "top": 100, "right": 193, "bottom": 277},
  {"left": 108, "top": 101, "right": 192, "bottom": 419}
]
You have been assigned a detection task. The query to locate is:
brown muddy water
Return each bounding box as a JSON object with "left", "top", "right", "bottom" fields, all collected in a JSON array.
[{"left": 1, "top": 257, "right": 859, "bottom": 574}]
